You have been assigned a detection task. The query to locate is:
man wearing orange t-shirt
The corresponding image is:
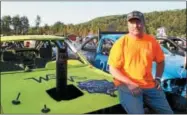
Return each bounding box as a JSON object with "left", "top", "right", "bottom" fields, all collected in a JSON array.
[{"left": 108, "top": 11, "right": 173, "bottom": 114}]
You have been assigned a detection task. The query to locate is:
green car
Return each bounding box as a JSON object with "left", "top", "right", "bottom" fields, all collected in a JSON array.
[{"left": 0, "top": 35, "right": 123, "bottom": 114}]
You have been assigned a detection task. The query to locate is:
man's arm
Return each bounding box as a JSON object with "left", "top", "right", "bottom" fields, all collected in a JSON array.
[
  {"left": 109, "top": 66, "right": 132, "bottom": 85},
  {"left": 153, "top": 38, "right": 165, "bottom": 80},
  {"left": 155, "top": 61, "right": 165, "bottom": 78},
  {"left": 109, "top": 66, "right": 141, "bottom": 95}
]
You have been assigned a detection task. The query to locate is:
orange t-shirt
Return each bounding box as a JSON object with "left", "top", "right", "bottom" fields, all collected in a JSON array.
[{"left": 107, "top": 33, "right": 165, "bottom": 88}]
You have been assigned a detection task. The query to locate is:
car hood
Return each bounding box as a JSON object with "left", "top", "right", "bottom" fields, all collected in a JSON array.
[
  {"left": 1, "top": 60, "right": 119, "bottom": 114},
  {"left": 152, "top": 54, "right": 186, "bottom": 80}
]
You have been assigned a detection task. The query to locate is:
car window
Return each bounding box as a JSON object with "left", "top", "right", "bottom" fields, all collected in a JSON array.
[
  {"left": 100, "top": 39, "right": 114, "bottom": 56},
  {"left": 0, "top": 40, "right": 83, "bottom": 72},
  {"left": 1, "top": 41, "right": 24, "bottom": 51},
  {"left": 82, "top": 38, "right": 98, "bottom": 52},
  {"left": 158, "top": 39, "right": 178, "bottom": 52},
  {"left": 52, "top": 44, "right": 78, "bottom": 59}
]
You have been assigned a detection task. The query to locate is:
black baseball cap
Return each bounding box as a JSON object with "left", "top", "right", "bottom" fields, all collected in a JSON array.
[{"left": 127, "top": 11, "right": 145, "bottom": 23}]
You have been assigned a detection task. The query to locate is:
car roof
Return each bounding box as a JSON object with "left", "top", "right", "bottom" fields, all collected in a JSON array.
[
  {"left": 100, "top": 34, "right": 124, "bottom": 41},
  {"left": 169, "top": 37, "right": 184, "bottom": 40},
  {"left": 1, "top": 35, "right": 66, "bottom": 42}
]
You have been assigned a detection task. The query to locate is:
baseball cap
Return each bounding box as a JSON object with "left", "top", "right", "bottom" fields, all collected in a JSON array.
[{"left": 127, "top": 11, "right": 145, "bottom": 23}]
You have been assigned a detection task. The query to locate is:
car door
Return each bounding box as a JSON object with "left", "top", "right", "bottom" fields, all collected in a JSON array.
[{"left": 94, "top": 38, "right": 114, "bottom": 73}]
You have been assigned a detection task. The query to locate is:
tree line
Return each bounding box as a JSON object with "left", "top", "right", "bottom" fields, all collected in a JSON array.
[{"left": 1, "top": 9, "right": 186, "bottom": 38}]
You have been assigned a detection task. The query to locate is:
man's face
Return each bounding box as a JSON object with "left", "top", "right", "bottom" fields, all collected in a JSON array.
[{"left": 127, "top": 18, "right": 144, "bottom": 36}]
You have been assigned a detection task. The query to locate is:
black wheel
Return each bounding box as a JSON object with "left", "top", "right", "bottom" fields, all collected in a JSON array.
[
  {"left": 171, "top": 95, "right": 187, "bottom": 112},
  {"left": 166, "top": 93, "right": 187, "bottom": 112}
]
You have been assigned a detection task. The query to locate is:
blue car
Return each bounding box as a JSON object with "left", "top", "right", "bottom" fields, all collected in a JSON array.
[{"left": 81, "top": 32, "right": 187, "bottom": 112}]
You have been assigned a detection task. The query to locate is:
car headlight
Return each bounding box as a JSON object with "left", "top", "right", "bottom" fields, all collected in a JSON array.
[{"left": 162, "top": 78, "right": 186, "bottom": 95}]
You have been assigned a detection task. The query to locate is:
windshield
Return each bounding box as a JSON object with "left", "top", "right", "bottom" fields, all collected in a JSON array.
[
  {"left": 0, "top": 40, "right": 85, "bottom": 72},
  {"left": 161, "top": 46, "right": 172, "bottom": 55}
]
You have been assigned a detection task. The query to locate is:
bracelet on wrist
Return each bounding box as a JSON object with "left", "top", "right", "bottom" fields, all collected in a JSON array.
[{"left": 155, "top": 77, "right": 161, "bottom": 80}]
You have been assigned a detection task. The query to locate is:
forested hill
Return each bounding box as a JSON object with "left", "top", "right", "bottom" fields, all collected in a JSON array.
[
  {"left": 74, "top": 9, "right": 186, "bottom": 37},
  {"left": 1, "top": 9, "right": 186, "bottom": 37}
]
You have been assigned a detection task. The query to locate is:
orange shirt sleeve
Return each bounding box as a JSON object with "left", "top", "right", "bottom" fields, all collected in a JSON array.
[
  {"left": 154, "top": 40, "right": 165, "bottom": 63},
  {"left": 107, "top": 36, "right": 125, "bottom": 68}
]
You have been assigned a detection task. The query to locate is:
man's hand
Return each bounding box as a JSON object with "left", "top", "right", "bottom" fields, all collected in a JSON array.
[
  {"left": 109, "top": 66, "right": 142, "bottom": 96},
  {"left": 127, "top": 81, "right": 142, "bottom": 96}
]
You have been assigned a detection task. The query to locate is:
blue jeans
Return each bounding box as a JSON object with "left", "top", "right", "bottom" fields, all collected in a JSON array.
[{"left": 117, "top": 85, "right": 174, "bottom": 114}]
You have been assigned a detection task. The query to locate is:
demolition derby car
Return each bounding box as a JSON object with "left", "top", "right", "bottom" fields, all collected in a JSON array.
[
  {"left": 80, "top": 32, "right": 187, "bottom": 112},
  {"left": 0, "top": 35, "right": 127, "bottom": 114}
]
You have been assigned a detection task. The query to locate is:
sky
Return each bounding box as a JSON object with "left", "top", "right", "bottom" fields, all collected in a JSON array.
[{"left": 1, "top": 1, "right": 186, "bottom": 27}]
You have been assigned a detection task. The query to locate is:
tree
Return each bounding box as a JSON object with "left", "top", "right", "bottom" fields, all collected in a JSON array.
[
  {"left": 35, "top": 15, "right": 41, "bottom": 34},
  {"left": 0, "top": 9, "right": 185, "bottom": 37},
  {"left": 35, "top": 15, "right": 41, "bottom": 28},
  {"left": 52, "top": 21, "right": 64, "bottom": 35},
  {"left": 1, "top": 15, "right": 12, "bottom": 35},
  {"left": 12, "top": 15, "right": 21, "bottom": 35},
  {"left": 43, "top": 24, "right": 50, "bottom": 35},
  {"left": 28, "top": 27, "right": 35, "bottom": 35},
  {"left": 20, "top": 16, "right": 29, "bottom": 34}
]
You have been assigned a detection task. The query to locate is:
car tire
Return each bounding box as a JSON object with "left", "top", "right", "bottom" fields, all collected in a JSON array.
[{"left": 167, "top": 93, "right": 187, "bottom": 112}]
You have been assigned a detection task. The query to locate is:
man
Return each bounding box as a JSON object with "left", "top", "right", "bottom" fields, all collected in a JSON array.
[{"left": 108, "top": 11, "right": 173, "bottom": 114}]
